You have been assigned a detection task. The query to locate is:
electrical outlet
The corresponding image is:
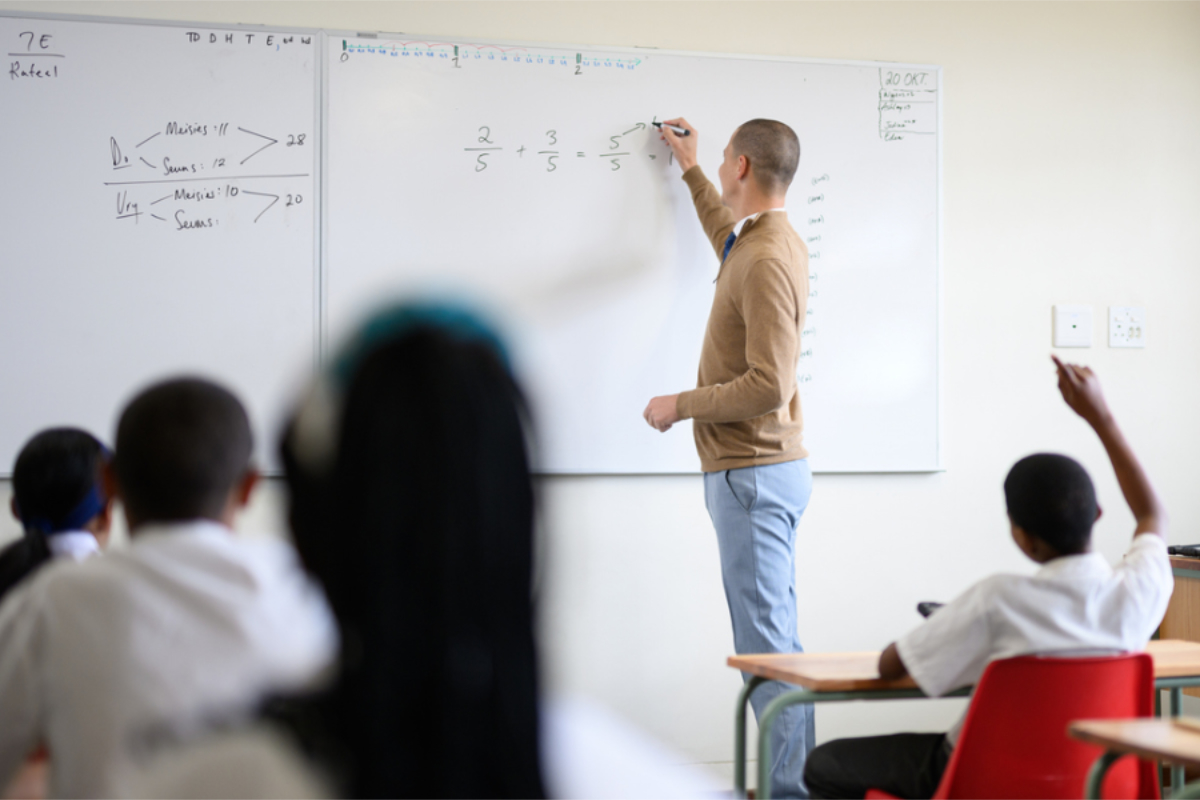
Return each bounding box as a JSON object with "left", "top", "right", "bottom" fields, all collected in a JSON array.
[
  {"left": 1053, "top": 305, "right": 1093, "bottom": 348},
  {"left": 1109, "top": 306, "right": 1146, "bottom": 348}
]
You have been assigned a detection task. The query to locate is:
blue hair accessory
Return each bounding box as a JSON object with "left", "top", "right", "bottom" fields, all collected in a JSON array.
[
  {"left": 291, "top": 301, "right": 511, "bottom": 475},
  {"left": 19, "top": 445, "right": 111, "bottom": 536},
  {"left": 331, "top": 302, "right": 511, "bottom": 388}
]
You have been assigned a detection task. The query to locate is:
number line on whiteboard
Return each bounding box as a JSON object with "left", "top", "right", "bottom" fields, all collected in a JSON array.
[{"left": 103, "top": 174, "right": 310, "bottom": 186}]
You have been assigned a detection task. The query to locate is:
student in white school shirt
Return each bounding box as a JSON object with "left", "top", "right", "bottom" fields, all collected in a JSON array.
[
  {"left": 803, "top": 356, "right": 1173, "bottom": 800},
  {"left": 0, "top": 428, "right": 113, "bottom": 606},
  {"left": 0, "top": 377, "right": 337, "bottom": 799}
]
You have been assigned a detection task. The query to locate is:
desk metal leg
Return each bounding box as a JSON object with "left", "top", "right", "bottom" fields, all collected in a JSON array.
[
  {"left": 756, "top": 689, "right": 816, "bottom": 800},
  {"left": 1173, "top": 687, "right": 1186, "bottom": 793},
  {"left": 1085, "top": 750, "right": 1122, "bottom": 800},
  {"left": 735, "top": 676, "right": 767, "bottom": 798},
  {"left": 1170, "top": 781, "right": 1200, "bottom": 799}
]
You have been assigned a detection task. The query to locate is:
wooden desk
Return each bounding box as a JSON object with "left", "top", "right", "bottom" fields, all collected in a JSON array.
[
  {"left": 728, "top": 639, "right": 1200, "bottom": 691},
  {"left": 1161, "top": 557, "right": 1200, "bottom": 698},
  {"left": 729, "top": 640, "right": 1200, "bottom": 799},
  {"left": 1070, "top": 718, "right": 1200, "bottom": 799}
]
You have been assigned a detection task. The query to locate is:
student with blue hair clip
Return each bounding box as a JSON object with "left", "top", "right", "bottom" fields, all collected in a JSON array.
[{"left": 0, "top": 428, "right": 113, "bottom": 605}]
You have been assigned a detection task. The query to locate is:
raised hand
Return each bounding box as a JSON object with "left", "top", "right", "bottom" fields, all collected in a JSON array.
[{"left": 1052, "top": 355, "right": 1113, "bottom": 426}]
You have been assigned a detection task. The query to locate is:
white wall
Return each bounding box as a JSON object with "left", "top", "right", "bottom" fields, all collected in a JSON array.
[{"left": 2, "top": 0, "right": 1199, "bottom": 785}]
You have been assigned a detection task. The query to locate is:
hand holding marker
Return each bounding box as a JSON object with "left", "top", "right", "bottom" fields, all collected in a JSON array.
[{"left": 651, "top": 121, "right": 691, "bottom": 137}]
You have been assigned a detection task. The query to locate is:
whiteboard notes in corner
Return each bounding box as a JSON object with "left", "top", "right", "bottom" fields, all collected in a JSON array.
[{"left": 0, "top": 15, "right": 320, "bottom": 470}]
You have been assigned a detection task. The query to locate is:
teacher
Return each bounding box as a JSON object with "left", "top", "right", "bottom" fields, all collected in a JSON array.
[{"left": 643, "top": 118, "right": 813, "bottom": 799}]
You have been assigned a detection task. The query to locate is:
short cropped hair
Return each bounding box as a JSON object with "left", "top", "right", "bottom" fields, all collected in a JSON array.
[
  {"left": 114, "top": 377, "right": 253, "bottom": 523},
  {"left": 732, "top": 119, "right": 801, "bottom": 194},
  {"left": 13, "top": 428, "right": 107, "bottom": 533},
  {"left": 1004, "top": 453, "right": 1098, "bottom": 556}
]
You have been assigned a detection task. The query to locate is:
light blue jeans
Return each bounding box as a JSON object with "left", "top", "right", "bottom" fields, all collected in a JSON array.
[{"left": 705, "top": 459, "right": 814, "bottom": 799}]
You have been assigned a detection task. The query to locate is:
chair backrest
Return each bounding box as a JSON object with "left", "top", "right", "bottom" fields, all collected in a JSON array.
[{"left": 933, "top": 652, "right": 1159, "bottom": 800}]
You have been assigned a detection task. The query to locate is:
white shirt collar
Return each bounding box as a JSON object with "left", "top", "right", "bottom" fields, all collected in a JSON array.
[
  {"left": 1034, "top": 551, "right": 1110, "bottom": 580},
  {"left": 732, "top": 207, "right": 787, "bottom": 237},
  {"left": 46, "top": 530, "right": 102, "bottom": 562},
  {"left": 130, "top": 518, "right": 234, "bottom": 543}
]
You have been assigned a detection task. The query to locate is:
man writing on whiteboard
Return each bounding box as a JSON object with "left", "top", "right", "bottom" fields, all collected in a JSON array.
[{"left": 644, "top": 118, "right": 812, "bottom": 799}]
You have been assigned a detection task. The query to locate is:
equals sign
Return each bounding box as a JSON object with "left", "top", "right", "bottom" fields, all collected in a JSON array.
[{"left": 576, "top": 152, "right": 586, "bottom": 157}]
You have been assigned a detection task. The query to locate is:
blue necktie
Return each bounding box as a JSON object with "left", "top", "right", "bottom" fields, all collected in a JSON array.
[{"left": 722, "top": 231, "right": 737, "bottom": 262}]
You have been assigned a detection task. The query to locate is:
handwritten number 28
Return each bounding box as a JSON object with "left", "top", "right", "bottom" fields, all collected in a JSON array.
[{"left": 286, "top": 134, "right": 306, "bottom": 147}]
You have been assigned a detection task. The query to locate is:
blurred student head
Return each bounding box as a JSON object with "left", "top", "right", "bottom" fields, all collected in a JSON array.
[
  {"left": 1, "top": 428, "right": 112, "bottom": 602},
  {"left": 112, "top": 377, "right": 257, "bottom": 532},
  {"left": 1004, "top": 453, "right": 1099, "bottom": 560},
  {"left": 280, "top": 302, "right": 543, "bottom": 799}
]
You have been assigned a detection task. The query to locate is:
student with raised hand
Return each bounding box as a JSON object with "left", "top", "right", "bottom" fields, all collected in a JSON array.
[
  {"left": 0, "top": 377, "right": 336, "bottom": 798},
  {"left": 0, "top": 428, "right": 113, "bottom": 605},
  {"left": 803, "top": 356, "right": 1172, "bottom": 799}
]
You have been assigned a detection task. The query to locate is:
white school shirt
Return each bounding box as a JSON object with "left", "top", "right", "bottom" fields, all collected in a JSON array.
[
  {"left": 129, "top": 695, "right": 720, "bottom": 799},
  {"left": 45, "top": 530, "right": 101, "bottom": 562},
  {"left": 896, "top": 533, "right": 1172, "bottom": 745},
  {"left": 0, "top": 519, "right": 337, "bottom": 798}
]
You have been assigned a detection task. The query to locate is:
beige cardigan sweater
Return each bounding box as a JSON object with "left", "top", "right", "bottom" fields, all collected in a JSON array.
[{"left": 675, "top": 166, "right": 810, "bottom": 472}]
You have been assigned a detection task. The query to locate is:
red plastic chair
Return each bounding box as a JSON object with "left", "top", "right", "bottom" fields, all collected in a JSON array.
[{"left": 866, "top": 653, "right": 1160, "bottom": 799}]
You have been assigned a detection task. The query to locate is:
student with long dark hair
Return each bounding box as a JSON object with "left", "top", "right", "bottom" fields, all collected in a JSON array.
[
  {"left": 131, "top": 304, "right": 716, "bottom": 799},
  {"left": 0, "top": 428, "right": 112, "bottom": 605},
  {"left": 279, "top": 303, "right": 544, "bottom": 798}
]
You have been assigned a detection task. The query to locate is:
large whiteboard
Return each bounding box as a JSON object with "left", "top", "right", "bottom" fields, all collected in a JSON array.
[
  {"left": 0, "top": 14, "right": 320, "bottom": 471},
  {"left": 325, "top": 34, "right": 941, "bottom": 473}
]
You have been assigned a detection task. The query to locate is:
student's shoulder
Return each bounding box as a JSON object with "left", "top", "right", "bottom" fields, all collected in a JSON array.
[
  {"left": 1118, "top": 532, "right": 1171, "bottom": 579},
  {"left": 928, "top": 573, "right": 1029, "bottom": 625}
]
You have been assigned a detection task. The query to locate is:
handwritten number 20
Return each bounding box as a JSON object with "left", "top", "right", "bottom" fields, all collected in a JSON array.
[{"left": 286, "top": 194, "right": 303, "bottom": 206}]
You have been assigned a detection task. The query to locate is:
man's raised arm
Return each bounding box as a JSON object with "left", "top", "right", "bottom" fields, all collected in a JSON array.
[{"left": 659, "top": 118, "right": 736, "bottom": 258}]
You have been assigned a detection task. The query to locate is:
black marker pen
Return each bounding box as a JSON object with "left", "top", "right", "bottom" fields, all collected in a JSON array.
[{"left": 651, "top": 122, "right": 690, "bottom": 137}]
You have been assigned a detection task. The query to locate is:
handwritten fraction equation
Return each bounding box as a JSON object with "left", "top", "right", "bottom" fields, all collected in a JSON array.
[
  {"left": 104, "top": 121, "right": 310, "bottom": 230},
  {"left": 8, "top": 29, "right": 64, "bottom": 80},
  {"left": 339, "top": 39, "right": 642, "bottom": 74},
  {"left": 466, "top": 121, "right": 680, "bottom": 173},
  {"left": 878, "top": 69, "right": 937, "bottom": 142}
]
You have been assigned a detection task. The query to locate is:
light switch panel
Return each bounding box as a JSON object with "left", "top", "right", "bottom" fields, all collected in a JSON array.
[
  {"left": 1053, "top": 305, "right": 1093, "bottom": 348},
  {"left": 1109, "top": 306, "right": 1146, "bottom": 348}
]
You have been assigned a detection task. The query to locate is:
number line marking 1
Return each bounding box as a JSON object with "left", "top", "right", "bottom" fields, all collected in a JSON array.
[{"left": 103, "top": 173, "right": 309, "bottom": 186}]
